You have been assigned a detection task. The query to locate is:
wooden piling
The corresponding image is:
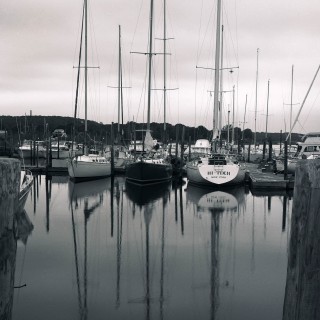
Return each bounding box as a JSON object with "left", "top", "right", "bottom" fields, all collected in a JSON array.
[
  {"left": 110, "top": 122, "right": 115, "bottom": 176},
  {"left": 284, "top": 140, "right": 288, "bottom": 180},
  {"left": 0, "top": 158, "right": 20, "bottom": 237},
  {"left": 262, "top": 141, "right": 266, "bottom": 160},
  {"left": 283, "top": 160, "right": 320, "bottom": 319},
  {"left": 180, "top": 126, "right": 185, "bottom": 176},
  {"left": 175, "top": 126, "right": 179, "bottom": 157},
  {"left": 247, "top": 143, "right": 251, "bottom": 162},
  {"left": 0, "top": 158, "right": 19, "bottom": 320},
  {"left": 268, "top": 140, "right": 272, "bottom": 161}
]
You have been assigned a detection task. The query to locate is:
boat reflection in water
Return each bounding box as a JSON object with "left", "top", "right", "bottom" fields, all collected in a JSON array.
[
  {"left": 186, "top": 183, "right": 246, "bottom": 319},
  {"left": 186, "top": 183, "right": 246, "bottom": 213},
  {"left": 125, "top": 180, "right": 171, "bottom": 206},
  {"left": 68, "top": 178, "right": 112, "bottom": 203},
  {"left": 125, "top": 180, "right": 171, "bottom": 320}
]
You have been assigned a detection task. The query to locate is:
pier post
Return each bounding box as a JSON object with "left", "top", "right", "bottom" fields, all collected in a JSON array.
[
  {"left": 0, "top": 158, "right": 20, "bottom": 320},
  {"left": 283, "top": 160, "right": 320, "bottom": 319},
  {"left": 262, "top": 140, "right": 266, "bottom": 160},
  {"left": 0, "top": 158, "right": 20, "bottom": 237},
  {"left": 180, "top": 126, "right": 185, "bottom": 177},
  {"left": 175, "top": 126, "right": 179, "bottom": 157},
  {"left": 284, "top": 141, "right": 288, "bottom": 180},
  {"left": 188, "top": 136, "right": 191, "bottom": 161},
  {"left": 111, "top": 122, "right": 114, "bottom": 176},
  {"left": 247, "top": 143, "right": 251, "bottom": 162},
  {"left": 57, "top": 136, "right": 60, "bottom": 159},
  {"left": 268, "top": 140, "right": 272, "bottom": 161}
]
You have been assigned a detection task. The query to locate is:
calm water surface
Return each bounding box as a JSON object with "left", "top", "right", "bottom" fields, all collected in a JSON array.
[{"left": 12, "top": 175, "right": 292, "bottom": 320}]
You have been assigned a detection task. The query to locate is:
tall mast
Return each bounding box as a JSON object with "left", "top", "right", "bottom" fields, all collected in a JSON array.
[
  {"left": 163, "top": 0, "right": 167, "bottom": 138},
  {"left": 84, "top": 0, "right": 88, "bottom": 152},
  {"left": 254, "top": 48, "right": 259, "bottom": 147},
  {"left": 219, "top": 25, "right": 224, "bottom": 140},
  {"left": 289, "top": 65, "right": 294, "bottom": 148},
  {"left": 117, "top": 25, "right": 122, "bottom": 138},
  {"left": 232, "top": 85, "right": 235, "bottom": 144},
  {"left": 147, "top": 0, "right": 154, "bottom": 131},
  {"left": 242, "top": 94, "right": 247, "bottom": 140},
  {"left": 213, "top": 0, "right": 222, "bottom": 141},
  {"left": 265, "top": 79, "right": 270, "bottom": 139}
]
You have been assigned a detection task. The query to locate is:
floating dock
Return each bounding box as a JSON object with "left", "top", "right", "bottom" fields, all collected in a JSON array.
[{"left": 244, "top": 162, "right": 294, "bottom": 190}]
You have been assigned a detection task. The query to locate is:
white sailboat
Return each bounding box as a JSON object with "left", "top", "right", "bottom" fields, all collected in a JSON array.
[
  {"left": 67, "top": 0, "right": 111, "bottom": 181},
  {"left": 186, "top": 0, "right": 245, "bottom": 187}
]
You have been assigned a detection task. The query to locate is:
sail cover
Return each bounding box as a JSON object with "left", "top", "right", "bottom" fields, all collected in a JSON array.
[{"left": 144, "top": 130, "right": 154, "bottom": 151}]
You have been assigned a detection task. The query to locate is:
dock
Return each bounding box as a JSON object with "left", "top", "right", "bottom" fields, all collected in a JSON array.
[{"left": 244, "top": 162, "right": 294, "bottom": 191}]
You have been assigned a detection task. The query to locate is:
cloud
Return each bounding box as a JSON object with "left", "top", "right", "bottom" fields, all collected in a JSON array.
[{"left": 1, "top": 0, "right": 320, "bottom": 134}]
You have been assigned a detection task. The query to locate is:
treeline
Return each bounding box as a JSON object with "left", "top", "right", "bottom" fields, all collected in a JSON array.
[{"left": 0, "top": 115, "right": 303, "bottom": 146}]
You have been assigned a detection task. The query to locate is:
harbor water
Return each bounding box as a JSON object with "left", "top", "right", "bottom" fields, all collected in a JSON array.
[{"left": 11, "top": 175, "right": 292, "bottom": 320}]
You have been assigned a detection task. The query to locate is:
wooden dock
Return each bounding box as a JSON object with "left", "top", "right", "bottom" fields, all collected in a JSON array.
[{"left": 244, "top": 162, "right": 294, "bottom": 190}]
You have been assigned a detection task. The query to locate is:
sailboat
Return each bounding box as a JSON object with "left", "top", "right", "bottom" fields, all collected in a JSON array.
[
  {"left": 67, "top": 0, "right": 111, "bottom": 181},
  {"left": 186, "top": 0, "right": 245, "bottom": 187},
  {"left": 125, "top": 0, "right": 173, "bottom": 184}
]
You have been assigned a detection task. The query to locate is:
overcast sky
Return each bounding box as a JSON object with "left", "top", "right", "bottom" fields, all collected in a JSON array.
[{"left": 1, "top": 0, "right": 320, "bottom": 134}]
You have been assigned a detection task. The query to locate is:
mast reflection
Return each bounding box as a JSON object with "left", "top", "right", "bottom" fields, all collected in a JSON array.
[
  {"left": 126, "top": 181, "right": 171, "bottom": 320},
  {"left": 68, "top": 178, "right": 111, "bottom": 320}
]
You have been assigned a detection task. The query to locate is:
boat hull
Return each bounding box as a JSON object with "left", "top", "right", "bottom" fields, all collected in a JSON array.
[
  {"left": 186, "top": 161, "right": 245, "bottom": 187},
  {"left": 67, "top": 155, "right": 111, "bottom": 181},
  {"left": 18, "top": 149, "right": 47, "bottom": 159},
  {"left": 17, "top": 170, "right": 33, "bottom": 214},
  {"left": 126, "top": 161, "right": 172, "bottom": 184}
]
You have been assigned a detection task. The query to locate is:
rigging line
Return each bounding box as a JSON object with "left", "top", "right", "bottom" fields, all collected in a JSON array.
[
  {"left": 222, "top": 3, "right": 239, "bottom": 66},
  {"left": 129, "top": 0, "right": 145, "bottom": 53},
  {"left": 16, "top": 243, "right": 28, "bottom": 297},
  {"left": 300, "top": 88, "right": 320, "bottom": 130},
  {"left": 74, "top": 2, "right": 85, "bottom": 143},
  {"left": 15, "top": 117, "right": 24, "bottom": 168},
  {"left": 128, "top": 0, "right": 145, "bottom": 124},
  {"left": 194, "top": 0, "right": 204, "bottom": 132},
  {"left": 234, "top": 0, "right": 239, "bottom": 64},
  {"left": 88, "top": 1, "right": 100, "bottom": 67}
]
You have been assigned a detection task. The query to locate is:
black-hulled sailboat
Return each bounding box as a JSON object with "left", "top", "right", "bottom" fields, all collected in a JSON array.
[{"left": 125, "top": 0, "right": 172, "bottom": 184}]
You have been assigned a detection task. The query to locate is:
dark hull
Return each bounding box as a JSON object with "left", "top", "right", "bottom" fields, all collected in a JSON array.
[{"left": 125, "top": 161, "right": 172, "bottom": 184}]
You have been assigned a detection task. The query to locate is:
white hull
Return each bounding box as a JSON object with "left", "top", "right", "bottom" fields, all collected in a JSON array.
[
  {"left": 67, "top": 155, "right": 111, "bottom": 180},
  {"left": 18, "top": 148, "right": 47, "bottom": 159},
  {"left": 51, "top": 150, "right": 71, "bottom": 159},
  {"left": 187, "top": 160, "right": 245, "bottom": 187},
  {"left": 17, "top": 170, "right": 33, "bottom": 213}
]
